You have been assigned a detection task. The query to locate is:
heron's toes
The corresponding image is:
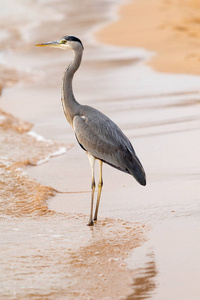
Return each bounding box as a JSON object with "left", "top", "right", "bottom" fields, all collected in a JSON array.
[{"left": 87, "top": 220, "right": 94, "bottom": 226}]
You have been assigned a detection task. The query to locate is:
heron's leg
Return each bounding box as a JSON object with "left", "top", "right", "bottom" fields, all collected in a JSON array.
[
  {"left": 94, "top": 160, "right": 103, "bottom": 221},
  {"left": 87, "top": 154, "right": 96, "bottom": 226}
]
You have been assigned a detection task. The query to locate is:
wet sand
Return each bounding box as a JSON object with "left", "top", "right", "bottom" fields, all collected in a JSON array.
[{"left": 0, "top": 0, "right": 200, "bottom": 299}]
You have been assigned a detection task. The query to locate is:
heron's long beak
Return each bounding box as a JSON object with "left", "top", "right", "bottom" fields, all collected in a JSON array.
[{"left": 36, "top": 40, "right": 60, "bottom": 47}]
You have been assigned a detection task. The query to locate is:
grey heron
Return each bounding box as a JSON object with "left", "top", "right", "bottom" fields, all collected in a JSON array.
[{"left": 36, "top": 35, "right": 146, "bottom": 226}]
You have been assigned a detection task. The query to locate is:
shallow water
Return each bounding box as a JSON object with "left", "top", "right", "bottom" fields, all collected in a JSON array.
[{"left": 0, "top": 0, "right": 200, "bottom": 299}]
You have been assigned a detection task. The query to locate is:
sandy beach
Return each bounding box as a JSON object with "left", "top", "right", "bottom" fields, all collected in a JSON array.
[
  {"left": 0, "top": 0, "right": 200, "bottom": 299},
  {"left": 97, "top": 0, "right": 200, "bottom": 75}
]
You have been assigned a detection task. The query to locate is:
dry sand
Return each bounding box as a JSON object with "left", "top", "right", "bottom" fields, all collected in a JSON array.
[{"left": 97, "top": 0, "right": 200, "bottom": 74}]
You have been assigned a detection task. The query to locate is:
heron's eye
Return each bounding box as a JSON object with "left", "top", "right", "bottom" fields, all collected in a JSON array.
[{"left": 60, "top": 40, "right": 66, "bottom": 44}]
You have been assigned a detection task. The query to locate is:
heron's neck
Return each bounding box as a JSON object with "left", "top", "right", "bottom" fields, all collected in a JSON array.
[{"left": 61, "top": 48, "right": 83, "bottom": 126}]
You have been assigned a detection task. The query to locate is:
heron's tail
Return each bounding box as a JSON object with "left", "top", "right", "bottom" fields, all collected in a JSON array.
[
  {"left": 123, "top": 151, "right": 146, "bottom": 186},
  {"left": 102, "top": 148, "right": 146, "bottom": 186},
  {"left": 128, "top": 155, "right": 146, "bottom": 186}
]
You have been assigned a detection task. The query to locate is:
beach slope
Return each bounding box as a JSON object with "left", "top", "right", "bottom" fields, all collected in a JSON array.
[{"left": 97, "top": 0, "right": 200, "bottom": 74}]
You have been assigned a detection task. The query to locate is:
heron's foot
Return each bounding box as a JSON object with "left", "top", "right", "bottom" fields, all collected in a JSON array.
[
  {"left": 93, "top": 217, "right": 97, "bottom": 221},
  {"left": 87, "top": 219, "right": 94, "bottom": 226}
]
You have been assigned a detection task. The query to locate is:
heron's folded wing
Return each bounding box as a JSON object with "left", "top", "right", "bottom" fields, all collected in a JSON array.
[{"left": 73, "top": 113, "right": 135, "bottom": 172}]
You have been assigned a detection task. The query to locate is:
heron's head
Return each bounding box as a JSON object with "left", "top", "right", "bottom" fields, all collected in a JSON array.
[{"left": 36, "top": 35, "right": 84, "bottom": 51}]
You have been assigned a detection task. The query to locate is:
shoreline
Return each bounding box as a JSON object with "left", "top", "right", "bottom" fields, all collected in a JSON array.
[
  {"left": 96, "top": 0, "right": 200, "bottom": 75},
  {"left": 1, "top": 0, "right": 200, "bottom": 299},
  {"left": 0, "top": 1, "right": 150, "bottom": 299}
]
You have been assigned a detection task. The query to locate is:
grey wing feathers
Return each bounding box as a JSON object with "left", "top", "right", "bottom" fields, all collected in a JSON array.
[{"left": 73, "top": 106, "right": 146, "bottom": 186}]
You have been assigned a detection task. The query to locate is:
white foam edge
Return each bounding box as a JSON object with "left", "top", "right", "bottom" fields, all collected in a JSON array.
[
  {"left": 36, "top": 147, "right": 67, "bottom": 166},
  {"left": 27, "top": 130, "right": 67, "bottom": 165},
  {"left": 28, "top": 130, "right": 52, "bottom": 143}
]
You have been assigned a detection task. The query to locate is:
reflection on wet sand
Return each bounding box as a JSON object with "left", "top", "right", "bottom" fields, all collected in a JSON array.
[
  {"left": 0, "top": 214, "right": 148, "bottom": 299},
  {"left": 126, "top": 252, "right": 157, "bottom": 300},
  {"left": 67, "top": 219, "right": 148, "bottom": 299}
]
